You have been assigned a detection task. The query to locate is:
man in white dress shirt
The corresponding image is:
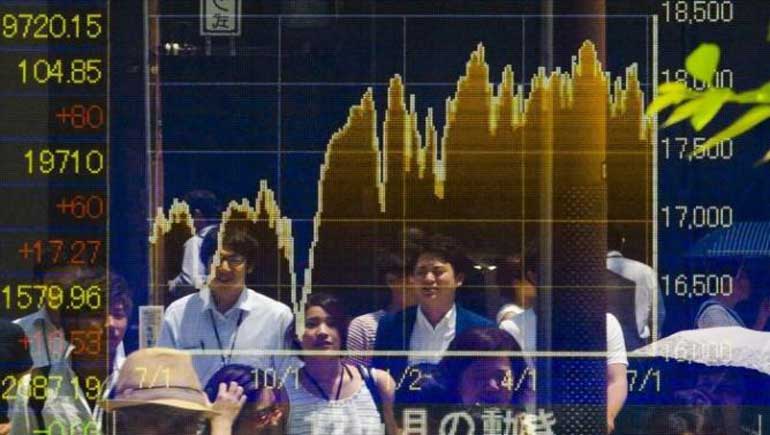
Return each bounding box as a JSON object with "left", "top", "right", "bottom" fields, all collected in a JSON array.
[
  {"left": 13, "top": 266, "right": 96, "bottom": 369},
  {"left": 159, "top": 225, "right": 293, "bottom": 386},
  {"left": 606, "top": 230, "right": 665, "bottom": 343},
  {"left": 10, "top": 270, "right": 132, "bottom": 434},
  {"left": 496, "top": 250, "right": 629, "bottom": 433}
]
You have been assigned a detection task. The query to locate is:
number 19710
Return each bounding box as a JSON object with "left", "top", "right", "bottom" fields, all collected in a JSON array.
[{"left": 24, "top": 149, "right": 103, "bottom": 175}]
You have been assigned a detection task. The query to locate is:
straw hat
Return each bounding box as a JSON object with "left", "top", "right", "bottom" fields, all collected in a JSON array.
[{"left": 102, "top": 347, "right": 217, "bottom": 414}]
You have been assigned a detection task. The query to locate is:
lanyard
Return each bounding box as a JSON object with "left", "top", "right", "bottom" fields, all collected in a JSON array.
[
  {"left": 41, "top": 322, "right": 53, "bottom": 365},
  {"left": 208, "top": 310, "right": 244, "bottom": 366},
  {"left": 303, "top": 364, "right": 351, "bottom": 402}
]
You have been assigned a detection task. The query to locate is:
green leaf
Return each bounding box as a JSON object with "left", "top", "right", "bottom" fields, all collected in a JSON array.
[
  {"left": 658, "top": 82, "right": 689, "bottom": 94},
  {"left": 646, "top": 91, "right": 691, "bottom": 117},
  {"left": 759, "top": 82, "right": 770, "bottom": 103},
  {"left": 734, "top": 90, "right": 760, "bottom": 104},
  {"left": 685, "top": 43, "right": 720, "bottom": 85},
  {"left": 755, "top": 148, "right": 770, "bottom": 166},
  {"left": 663, "top": 97, "right": 705, "bottom": 127},
  {"left": 733, "top": 82, "right": 770, "bottom": 104},
  {"left": 690, "top": 89, "right": 733, "bottom": 131},
  {"left": 692, "top": 105, "right": 770, "bottom": 158}
]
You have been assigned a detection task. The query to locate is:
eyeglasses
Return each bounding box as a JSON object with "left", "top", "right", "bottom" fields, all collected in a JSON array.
[{"left": 219, "top": 253, "right": 246, "bottom": 267}]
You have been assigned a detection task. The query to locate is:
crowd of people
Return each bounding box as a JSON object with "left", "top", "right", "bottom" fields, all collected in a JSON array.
[
  {"left": 6, "top": 198, "right": 769, "bottom": 434},
  {"left": 0, "top": 223, "right": 653, "bottom": 435}
]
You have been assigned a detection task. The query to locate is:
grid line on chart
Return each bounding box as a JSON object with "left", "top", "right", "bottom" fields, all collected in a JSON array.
[
  {"left": 145, "top": 218, "right": 655, "bottom": 224},
  {"left": 152, "top": 149, "right": 659, "bottom": 155},
  {"left": 156, "top": 81, "right": 658, "bottom": 87},
  {"left": 277, "top": 15, "right": 283, "bottom": 303},
  {"left": 149, "top": 14, "right": 655, "bottom": 18}
]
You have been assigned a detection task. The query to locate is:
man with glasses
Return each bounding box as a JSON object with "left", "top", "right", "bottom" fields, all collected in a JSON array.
[{"left": 159, "top": 226, "right": 294, "bottom": 385}]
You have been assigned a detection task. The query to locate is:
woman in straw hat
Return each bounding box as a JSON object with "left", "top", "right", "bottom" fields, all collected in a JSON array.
[{"left": 105, "top": 347, "right": 245, "bottom": 435}]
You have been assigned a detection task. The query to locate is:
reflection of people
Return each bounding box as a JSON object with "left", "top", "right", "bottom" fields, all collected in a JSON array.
[
  {"left": 13, "top": 266, "right": 97, "bottom": 368},
  {"left": 647, "top": 407, "right": 714, "bottom": 435},
  {"left": 10, "top": 268, "right": 131, "bottom": 435},
  {"left": 373, "top": 234, "right": 493, "bottom": 387},
  {"left": 695, "top": 259, "right": 770, "bottom": 330},
  {"left": 105, "top": 348, "right": 244, "bottom": 435},
  {"left": 159, "top": 226, "right": 293, "bottom": 385},
  {"left": 496, "top": 251, "right": 629, "bottom": 433},
  {"left": 204, "top": 364, "right": 284, "bottom": 435},
  {"left": 0, "top": 319, "right": 32, "bottom": 435},
  {"left": 495, "top": 252, "right": 537, "bottom": 318},
  {"left": 436, "top": 328, "right": 531, "bottom": 407},
  {"left": 692, "top": 368, "right": 746, "bottom": 434},
  {"left": 606, "top": 229, "right": 665, "bottom": 342},
  {"left": 666, "top": 366, "right": 751, "bottom": 435},
  {"left": 347, "top": 250, "right": 418, "bottom": 366},
  {"left": 169, "top": 190, "right": 221, "bottom": 300},
  {"left": 286, "top": 293, "right": 398, "bottom": 435}
]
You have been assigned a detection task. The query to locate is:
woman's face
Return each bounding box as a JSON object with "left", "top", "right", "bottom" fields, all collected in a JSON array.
[
  {"left": 458, "top": 357, "right": 514, "bottom": 405},
  {"left": 301, "top": 305, "right": 341, "bottom": 351}
]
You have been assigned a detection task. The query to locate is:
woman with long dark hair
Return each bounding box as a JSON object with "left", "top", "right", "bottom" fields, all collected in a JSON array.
[{"left": 285, "top": 293, "right": 399, "bottom": 434}]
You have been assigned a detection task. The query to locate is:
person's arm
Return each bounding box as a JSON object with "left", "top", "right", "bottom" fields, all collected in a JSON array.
[
  {"left": 650, "top": 271, "right": 666, "bottom": 336},
  {"left": 373, "top": 369, "right": 401, "bottom": 435},
  {"left": 753, "top": 298, "right": 770, "bottom": 331},
  {"left": 210, "top": 381, "right": 246, "bottom": 435},
  {"left": 607, "top": 363, "right": 628, "bottom": 434},
  {"left": 606, "top": 313, "right": 628, "bottom": 433}
]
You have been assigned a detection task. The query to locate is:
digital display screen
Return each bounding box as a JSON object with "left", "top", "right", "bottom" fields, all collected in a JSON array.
[{"left": 2, "top": 1, "right": 769, "bottom": 434}]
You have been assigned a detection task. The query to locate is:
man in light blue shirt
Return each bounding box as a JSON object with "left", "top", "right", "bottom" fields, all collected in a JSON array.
[{"left": 159, "top": 225, "right": 294, "bottom": 385}]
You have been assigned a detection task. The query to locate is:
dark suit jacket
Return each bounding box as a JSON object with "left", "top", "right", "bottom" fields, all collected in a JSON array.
[{"left": 372, "top": 305, "right": 493, "bottom": 382}]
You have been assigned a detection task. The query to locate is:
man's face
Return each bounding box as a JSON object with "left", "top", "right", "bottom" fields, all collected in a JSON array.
[
  {"left": 210, "top": 246, "right": 248, "bottom": 293},
  {"left": 412, "top": 253, "right": 463, "bottom": 310},
  {"left": 108, "top": 301, "right": 128, "bottom": 353},
  {"left": 515, "top": 273, "right": 538, "bottom": 307}
]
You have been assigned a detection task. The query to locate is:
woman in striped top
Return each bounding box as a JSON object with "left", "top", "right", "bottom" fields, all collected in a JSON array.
[
  {"left": 347, "top": 250, "right": 418, "bottom": 366},
  {"left": 285, "top": 293, "right": 399, "bottom": 435}
]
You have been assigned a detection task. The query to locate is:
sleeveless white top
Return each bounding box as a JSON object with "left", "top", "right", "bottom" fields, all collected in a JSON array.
[{"left": 286, "top": 372, "right": 384, "bottom": 435}]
